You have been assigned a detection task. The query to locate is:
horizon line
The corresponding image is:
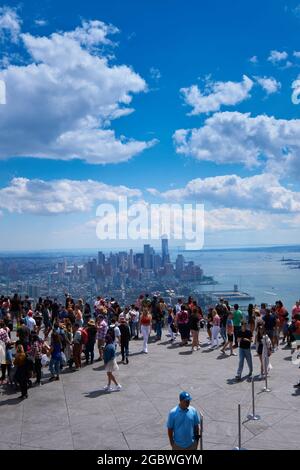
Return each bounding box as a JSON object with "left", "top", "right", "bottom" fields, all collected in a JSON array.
[{"left": 1, "top": 242, "right": 300, "bottom": 254}]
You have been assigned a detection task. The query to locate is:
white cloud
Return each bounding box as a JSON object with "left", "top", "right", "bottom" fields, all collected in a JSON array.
[
  {"left": 292, "top": 4, "right": 300, "bottom": 18},
  {"left": 293, "top": 51, "right": 300, "bottom": 59},
  {"left": 249, "top": 55, "right": 258, "bottom": 64},
  {"left": 291, "top": 77, "right": 300, "bottom": 104},
  {"left": 173, "top": 111, "right": 300, "bottom": 172},
  {"left": 180, "top": 75, "right": 253, "bottom": 115},
  {"left": 0, "top": 177, "right": 141, "bottom": 215},
  {"left": 0, "top": 6, "right": 21, "bottom": 43},
  {"left": 65, "top": 19, "right": 119, "bottom": 49},
  {"left": 150, "top": 67, "right": 161, "bottom": 81},
  {"left": 268, "top": 50, "right": 288, "bottom": 64},
  {"left": 0, "top": 19, "right": 157, "bottom": 163},
  {"left": 156, "top": 173, "right": 300, "bottom": 213},
  {"left": 85, "top": 206, "right": 297, "bottom": 235},
  {"left": 34, "top": 19, "right": 48, "bottom": 27},
  {"left": 204, "top": 208, "right": 276, "bottom": 232},
  {"left": 255, "top": 76, "right": 281, "bottom": 94},
  {"left": 0, "top": 79, "right": 5, "bottom": 104}
]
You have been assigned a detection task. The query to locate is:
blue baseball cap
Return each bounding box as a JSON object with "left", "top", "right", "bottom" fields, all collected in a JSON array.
[{"left": 179, "top": 391, "right": 192, "bottom": 401}]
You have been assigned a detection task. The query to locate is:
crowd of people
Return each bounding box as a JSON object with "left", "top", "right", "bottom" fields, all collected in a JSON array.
[{"left": 0, "top": 293, "right": 300, "bottom": 399}]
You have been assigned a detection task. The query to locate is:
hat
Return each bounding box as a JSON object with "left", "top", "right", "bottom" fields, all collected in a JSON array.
[
  {"left": 88, "top": 319, "right": 95, "bottom": 326},
  {"left": 179, "top": 391, "right": 192, "bottom": 401},
  {"left": 28, "top": 310, "right": 33, "bottom": 317}
]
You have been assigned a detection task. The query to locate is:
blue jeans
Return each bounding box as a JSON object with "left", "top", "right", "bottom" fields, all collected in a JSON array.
[
  {"left": 156, "top": 320, "right": 162, "bottom": 339},
  {"left": 131, "top": 321, "right": 139, "bottom": 338},
  {"left": 237, "top": 348, "right": 253, "bottom": 377},
  {"left": 49, "top": 358, "right": 60, "bottom": 377},
  {"left": 121, "top": 342, "right": 129, "bottom": 361},
  {"left": 220, "top": 326, "right": 227, "bottom": 342},
  {"left": 85, "top": 343, "right": 95, "bottom": 363}
]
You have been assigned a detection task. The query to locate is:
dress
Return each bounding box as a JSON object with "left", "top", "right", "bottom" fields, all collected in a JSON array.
[{"left": 105, "top": 358, "right": 119, "bottom": 373}]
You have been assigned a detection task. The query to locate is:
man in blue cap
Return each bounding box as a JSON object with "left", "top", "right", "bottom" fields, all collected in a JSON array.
[{"left": 166, "top": 391, "right": 201, "bottom": 450}]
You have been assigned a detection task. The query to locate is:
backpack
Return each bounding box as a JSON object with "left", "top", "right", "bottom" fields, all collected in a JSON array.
[
  {"left": 107, "top": 325, "right": 116, "bottom": 342},
  {"left": 179, "top": 311, "right": 188, "bottom": 323},
  {"left": 79, "top": 328, "right": 89, "bottom": 345}
]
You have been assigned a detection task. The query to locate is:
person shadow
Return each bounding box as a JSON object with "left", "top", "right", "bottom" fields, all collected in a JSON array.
[
  {"left": 0, "top": 396, "right": 24, "bottom": 406},
  {"left": 83, "top": 389, "right": 111, "bottom": 398}
]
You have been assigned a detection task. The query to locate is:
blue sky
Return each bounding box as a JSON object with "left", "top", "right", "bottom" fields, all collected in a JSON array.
[{"left": 1, "top": 0, "right": 300, "bottom": 250}]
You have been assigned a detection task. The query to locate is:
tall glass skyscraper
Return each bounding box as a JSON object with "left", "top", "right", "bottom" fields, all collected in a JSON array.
[{"left": 161, "top": 238, "right": 169, "bottom": 266}]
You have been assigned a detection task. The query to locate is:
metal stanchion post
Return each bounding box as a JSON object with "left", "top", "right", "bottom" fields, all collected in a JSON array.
[
  {"left": 233, "top": 404, "right": 247, "bottom": 450},
  {"left": 247, "top": 377, "right": 260, "bottom": 420}
]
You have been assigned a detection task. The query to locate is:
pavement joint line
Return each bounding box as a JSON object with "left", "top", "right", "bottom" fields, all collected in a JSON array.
[
  {"left": 121, "top": 431, "right": 130, "bottom": 450},
  {"left": 136, "top": 381, "right": 170, "bottom": 418},
  {"left": 62, "top": 374, "right": 75, "bottom": 450}
]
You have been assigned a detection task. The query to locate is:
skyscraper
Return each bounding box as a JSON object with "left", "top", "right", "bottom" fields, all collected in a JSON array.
[
  {"left": 98, "top": 251, "right": 105, "bottom": 266},
  {"left": 161, "top": 238, "right": 169, "bottom": 266},
  {"left": 143, "top": 244, "right": 151, "bottom": 269},
  {"left": 175, "top": 254, "right": 185, "bottom": 274}
]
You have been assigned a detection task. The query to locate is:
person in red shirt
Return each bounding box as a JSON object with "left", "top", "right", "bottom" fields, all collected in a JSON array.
[
  {"left": 292, "top": 301, "right": 300, "bottom": 319},
  {"left": 275, "top": 300, "right": 288, "bottom": 342}
]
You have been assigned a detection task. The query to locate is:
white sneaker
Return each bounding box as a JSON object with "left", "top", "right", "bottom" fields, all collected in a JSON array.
[
  {"left": 113, "top": 384, "right": 122, "bottom": 391},
  {"left": 103, "top": 385, "right": 113, "bottom": 391}
]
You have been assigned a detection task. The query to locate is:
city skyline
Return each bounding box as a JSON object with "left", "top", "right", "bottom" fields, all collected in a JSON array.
[{"left": 1, "top": 1, "right": 300, "bottom": 250}]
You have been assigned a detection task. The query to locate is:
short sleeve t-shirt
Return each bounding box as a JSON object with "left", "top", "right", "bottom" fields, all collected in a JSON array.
[
  {"left": 233, "top": 310, "right": 243, "bottom": 327},
  {"left": 237, "top": 329, "right": 252, "bottom": 349},
  {"left": 166, "top": 405, "right": 200, "bottom": 449},
  {"left": 263, "top": 314, "right": 276, "bottom": 330}
]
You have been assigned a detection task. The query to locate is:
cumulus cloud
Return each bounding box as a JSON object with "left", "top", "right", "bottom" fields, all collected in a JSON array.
[
  {"left": 149, "top": 67, "right": 161, "bottom": 81},
  {"left": 156, "top": 173, "right": 300, "bottom": 213},
  {"left": 86, "top": 206, "right": 293, "bottom": 235},
  {"left": 180, "top": 75, "right": 253, "bottom": 115},
  {"left": 293, "top": 51, "right": 300, "bottom": 59},
  {"left": 0, "top": 6, "right": 21, "bottom": 43},
  {"left": 249, "top": 55, "right": 258, "bottom": 64},
  {"left": 173, "top": 111, "right": 300, "bottom": 172},
  {"left": 204, "top": 208, "right": 276, "bottom": 232},
  {"left": 255, "top": 76, "right": 281, "bottom": 95},
  {"left": 65, "top": 19, "right": 119, "bottom": 49},
  {"left": 0, "top": 19, "right": 157, "bottom": 163},
  {"left": 267, "top": 50, "right": 288, "bottom": 64},
  {"left": 0, "top": 178, "right": 141, "bottom": 215},
  {"left": 291, "top": 77, "right": 300, "bottom": 104}
]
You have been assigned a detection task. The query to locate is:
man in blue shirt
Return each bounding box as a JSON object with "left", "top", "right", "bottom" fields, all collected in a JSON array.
[{"left": 167, "top": 391, "right": 201, "bottom": 450}]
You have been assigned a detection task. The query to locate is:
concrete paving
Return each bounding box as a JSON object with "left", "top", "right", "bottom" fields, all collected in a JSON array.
[{"left": 0, "top": 329, "right": 299, "bottom": 450}]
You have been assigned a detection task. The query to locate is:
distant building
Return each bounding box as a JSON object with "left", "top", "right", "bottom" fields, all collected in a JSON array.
[
  {"left": 175, "top": 254, "right": 185, "bottom": 274},
  {"left": 128, "top": 249, "right": 134, "bottom": 270},
  {"left": 153, "top": 254, "right": 162, "bottom": 272},
  {"left": 144, "top": 244, "right": 151, "bottom": 269},
  {"left": 162, "top": 238, "right": 170, "bottom": 266},
  {"left": 98, "top": 251, "right": 105, "bottom": 266},
  {"left": 134, "top": 253, "right": 144, "bottom": 269}
]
